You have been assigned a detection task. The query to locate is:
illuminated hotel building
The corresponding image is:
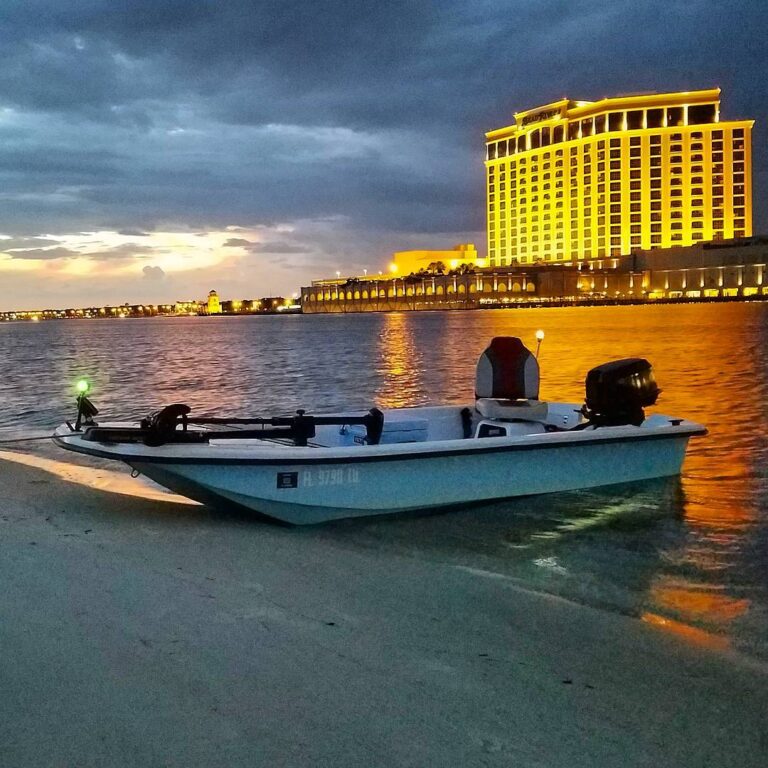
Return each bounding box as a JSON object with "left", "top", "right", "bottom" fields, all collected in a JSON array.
[{"left": 485, "top": 89, "right": 753, "bottom": 266}]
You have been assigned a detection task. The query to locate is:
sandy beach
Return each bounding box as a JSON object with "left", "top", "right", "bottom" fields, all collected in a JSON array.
[{"left": 1, "top": 448, "right": 766, "bottom": 768}]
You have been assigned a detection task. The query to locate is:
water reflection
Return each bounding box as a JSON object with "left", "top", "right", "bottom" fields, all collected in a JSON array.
[
  {"left": 1, "top": 304, "right": 766, "bottom": 659},
  {"left": 429, "top": 303, "right": 768, "bottom": 657},
  {"left": 375, "top": 312, "right": 426, "bottom": 407}
]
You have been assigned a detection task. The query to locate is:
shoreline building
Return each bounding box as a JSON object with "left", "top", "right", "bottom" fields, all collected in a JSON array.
[
  {"left": 206, "top": 289, "right": 221, "bottom": 314},
  {"left": 300, "top": 236, "right": 768, "bottom": 312},
  {"left": 390, "top": 244, "right": 485, "bottom": 275},
  {"left": 485, "top": 89, "right": 753, "bottom": 266},
  {"left": 300, "top": 87, "right": 763, "bottom": 313}
]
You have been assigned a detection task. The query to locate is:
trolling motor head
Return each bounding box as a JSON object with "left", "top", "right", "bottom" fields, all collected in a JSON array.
[
  {"left": 141, "top": 403, "right": 192, "bottom": 446},
  {"left": 74, "top": 379, "right": 99, "bottom": 431}
]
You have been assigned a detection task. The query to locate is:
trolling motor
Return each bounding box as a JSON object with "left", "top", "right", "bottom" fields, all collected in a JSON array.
[
  {"left": 132, "top": 404, "right": 385, "bottom": 447},
  {"left": 74, "top": 379, "right": 99, "bottom": 431},
  {"left": 71, "top": 386, "right": 385, "bottom": 447},
  {"left": 141, "top": 404, "right": 191, "bottom": 446},
  {"left": 581, "top": 358, "right": 660, "bottom": 427}
]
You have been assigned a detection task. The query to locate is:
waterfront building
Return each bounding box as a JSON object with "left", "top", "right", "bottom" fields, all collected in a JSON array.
[
  {"left": 0, "top": 297, "right": 282, "bottom": 321},
  {"left": 632, "top": 236, "right": 768, "bottom": 299},
  {"left": 300, "top": 236, "right": 768, "bottom": 312},
  {"left": 175, "top": 300, "right": 203, "bottom": 315},
  {"left": 207, "top": 290, "right": 221, "bottom": 314},
  {"left": 485, "top": 89, "right": 753, "bottom": 266},
  {"left": 391, "top": 244, "right": 485, "bottom": 274}
]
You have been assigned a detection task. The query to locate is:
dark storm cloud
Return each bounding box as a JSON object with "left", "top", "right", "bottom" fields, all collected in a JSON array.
[
  {"left": 0, "top": 146, "right": 120, "bottom": 178},
  {"left": 142, "top": 265, "right": 165, "bottom": 280},
  {"left": 6, "top": 246, "right": 79, "bottom": 260},
  {"left": 2, "top": 241, "right": 156, "bottom": 261},
  {"left": 0, "top": 237, "right": 61, "bottom": 249},
  {"left": 0, "top": 0, "right": 766, "bottom": 253},
  {"left": 86, "top": 243, "right": 157, "bottom": 260},
  {"left": 246, "top": 241, "right": 310, "bottom": 254},
  {"left": 223, "top": 238, "right": 254, "bottom": 248},
  {"left": 224, "top": 236, "right": 309, "bottom": 254}
]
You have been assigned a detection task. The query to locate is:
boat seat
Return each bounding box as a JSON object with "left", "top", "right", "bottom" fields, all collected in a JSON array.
[
  {"left": 475, "top": 336, "right": 545, "bottom": 421},
  {"left": 475, "top": 398, "right": 548, "bottom": 421}
]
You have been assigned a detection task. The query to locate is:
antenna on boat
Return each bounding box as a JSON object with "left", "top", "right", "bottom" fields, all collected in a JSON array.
[{"left": 535, "top": 329, "right": 545, "bottom": 359}]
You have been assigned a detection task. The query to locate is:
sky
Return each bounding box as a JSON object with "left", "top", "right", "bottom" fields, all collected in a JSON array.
[{"left": 0, "top": 0, "right": 766, "bottom": 310}]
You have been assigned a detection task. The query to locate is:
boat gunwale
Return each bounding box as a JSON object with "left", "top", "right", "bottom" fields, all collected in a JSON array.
[{"left": 53, "top": 423, "right": 707, "bottom": 466}]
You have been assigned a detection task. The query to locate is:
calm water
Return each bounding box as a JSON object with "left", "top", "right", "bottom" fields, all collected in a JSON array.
[{"left": 1, "top": 305, "right": 767, "bottom": 661}]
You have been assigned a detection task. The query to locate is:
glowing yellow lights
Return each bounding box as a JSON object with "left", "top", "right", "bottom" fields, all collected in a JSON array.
[
  {"left": 535, "top": 329, "right": 545, "bottom": 341},
  {"left": 207, "top": 290, "right": 221, "bottom": 315},
  {"left": 389, "top": 245, "right": 481, "bottom": 275},
  {"left": 486, "top": 89, "right": 753, "bottom": 267}
]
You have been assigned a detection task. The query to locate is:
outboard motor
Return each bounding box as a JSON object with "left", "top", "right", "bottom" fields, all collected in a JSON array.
[{"left": 582, "top": 358, "right": 660, "bottom": 427}]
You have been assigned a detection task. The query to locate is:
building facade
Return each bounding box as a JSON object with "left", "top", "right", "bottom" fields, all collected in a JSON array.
[
  {"left": 300, "top": 237, "right": 768, "bottom": 312},
  {"left": 206, "top": 290, "right": 221, "bottom": 314},
  {"left": 391, "top": 243, "right": 485, "bottom": 275},
  {"left": 486, "top": 89, "right": 753, "bottom": 266}
]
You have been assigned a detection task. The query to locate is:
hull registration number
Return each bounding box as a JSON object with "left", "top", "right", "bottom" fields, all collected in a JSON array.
[{"left": 277, "top": 468, "right": 361, "bottom": 489}]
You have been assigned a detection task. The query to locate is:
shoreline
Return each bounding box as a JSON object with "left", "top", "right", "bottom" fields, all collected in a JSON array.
[
  {"left": 3, "top": 292, "right": 768, "bottom": 321},
  {"left": 1, "top": 448, "right": 766, "bottom": 766}
]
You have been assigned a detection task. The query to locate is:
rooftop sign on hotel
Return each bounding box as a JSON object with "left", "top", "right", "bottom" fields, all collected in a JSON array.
[{"left": 520, "top": 107, "right": 561, "bottom": 126}]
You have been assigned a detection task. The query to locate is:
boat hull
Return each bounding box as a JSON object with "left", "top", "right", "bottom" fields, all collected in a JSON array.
[{"left": 126, "top": 432, "right": 693, "bottom": 524}]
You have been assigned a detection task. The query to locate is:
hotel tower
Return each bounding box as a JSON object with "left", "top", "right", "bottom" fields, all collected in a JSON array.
[{"left": 485, "top": 89, "right": 753, "bottom": 266}]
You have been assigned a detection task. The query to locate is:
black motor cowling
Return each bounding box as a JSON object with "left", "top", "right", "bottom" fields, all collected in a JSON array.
[
  {"left": 141, "top": 403, "right": 191, "bottom": 446},
  {"left": 582, "top": 358, "right": 660, "bottom": 427}
]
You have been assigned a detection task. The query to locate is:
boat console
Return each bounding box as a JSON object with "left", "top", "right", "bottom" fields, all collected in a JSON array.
[{"left": 345, "top": 418, "right": 429, "bottom": 445}]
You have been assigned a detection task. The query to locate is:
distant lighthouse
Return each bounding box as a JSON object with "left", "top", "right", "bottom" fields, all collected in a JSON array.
[{"left": 207, "top": 290, "right": 221, "bottom": 314}]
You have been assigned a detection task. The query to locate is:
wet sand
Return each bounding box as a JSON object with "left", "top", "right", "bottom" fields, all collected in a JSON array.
[{"left": 0, "top": 449, "right": 766, "bottom": 767}]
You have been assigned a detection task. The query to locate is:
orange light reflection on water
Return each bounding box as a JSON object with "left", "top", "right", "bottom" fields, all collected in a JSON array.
[
  {"left": 374, "top": 304, "right": 768, "bottom": 652},
  {"left": 375, "top": 312, "right": 427, "bottom": 408},
  {"left": 641, "top": 612, "right": 731, "bottom": 651}
]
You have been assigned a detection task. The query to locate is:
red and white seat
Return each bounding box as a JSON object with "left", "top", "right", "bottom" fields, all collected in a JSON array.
[{"left": 475, "top": 337, "right": 548, "bottom": 421}]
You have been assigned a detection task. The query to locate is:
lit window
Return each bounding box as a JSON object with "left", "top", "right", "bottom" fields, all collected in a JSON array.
[
  {"left": 646, "top": 110, "right": 663, "bottom": 129},
  {"left": 627, "top": 111, "right": 643, "bottom": 130}
]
